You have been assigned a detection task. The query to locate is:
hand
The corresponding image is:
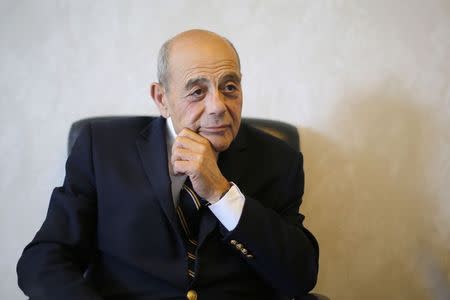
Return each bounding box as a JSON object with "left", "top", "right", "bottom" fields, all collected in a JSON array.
[{"left": 171, "top": 128, "right": 231, "bottom": 203}]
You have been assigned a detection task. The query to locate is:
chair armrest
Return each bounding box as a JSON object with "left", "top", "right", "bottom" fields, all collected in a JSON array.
[
  {"left": 292, "top": 293, "right": 331, "bottom": 300},
  {"left": 311, "top": 293, "right": 330, "bottom": 300}
]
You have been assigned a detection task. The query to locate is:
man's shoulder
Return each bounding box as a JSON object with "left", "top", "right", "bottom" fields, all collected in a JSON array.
[
  {"left": 73, "top": 116, "right": 163, "bottom": 150},
  {"left": 231, "top": 124, "right": 303, "bottom": 186},
  {"left": 84, "top": 116, "right": 162, "bottom": 140},
  {"left": 88, "top": 116, "right": 157, "bottom": 132},
  {"left": 239, "top": 123, "right": 300, "bottom": 159}
]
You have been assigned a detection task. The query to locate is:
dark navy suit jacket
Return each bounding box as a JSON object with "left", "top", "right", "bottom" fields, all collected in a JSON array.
[{"left": 17, "top": 117, "right": 319, "bottom": 300}]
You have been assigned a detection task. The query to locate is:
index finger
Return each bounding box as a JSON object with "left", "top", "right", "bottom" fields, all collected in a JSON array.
[{"left": 177, "top": 128, "right": 209, "bottom": 144}]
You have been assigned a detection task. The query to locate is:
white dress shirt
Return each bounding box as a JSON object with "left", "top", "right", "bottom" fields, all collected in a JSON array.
[{"left": 165, "top": 117, "right": 245, "bottom": 231}]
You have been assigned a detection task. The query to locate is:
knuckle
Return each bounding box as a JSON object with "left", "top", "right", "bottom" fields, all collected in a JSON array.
[
  {"left": 173, "top": 140, "right": 181, "bottom": 149},
  {"left": 172, "top": 149, "right": 180, "bottom": 160},
  {"left": 175, "top": 137, "right": 183, "bottom": 145},
  {"left": 180, "top": 128, "right": 189, "bottom": 136}
]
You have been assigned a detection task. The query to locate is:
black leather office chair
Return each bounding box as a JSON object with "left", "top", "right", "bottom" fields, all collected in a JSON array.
[
  {"left": 68, "top": 116, "right": 329, "bottom": 300},
  {"left": 68, "top": 116, "right": 300, "bottom": 154}
]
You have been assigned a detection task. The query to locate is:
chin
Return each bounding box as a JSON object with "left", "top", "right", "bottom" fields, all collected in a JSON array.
[
  {"left": 212, "top": 143, "right": 231, "bottom": 153},
  {"left": 203, "top": 135, "right": 232, "bottom": 152}
]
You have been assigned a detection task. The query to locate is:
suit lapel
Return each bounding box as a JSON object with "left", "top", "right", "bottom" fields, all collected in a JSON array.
[{"left": 136, "top": 117, "right": 180, "bottom": 235}]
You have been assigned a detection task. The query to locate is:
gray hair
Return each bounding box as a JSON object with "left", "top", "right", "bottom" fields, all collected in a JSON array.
[
  {"left": 156, "top": 35, "right": 241, "bottom": 91},
  {"left": 157, "top": 38, "right": 172, "bottom": 89}
]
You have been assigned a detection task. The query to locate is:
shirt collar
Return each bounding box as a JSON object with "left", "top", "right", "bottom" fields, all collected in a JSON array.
[{"left": 165, "top": 117, "right": 177, "bottom": 149}]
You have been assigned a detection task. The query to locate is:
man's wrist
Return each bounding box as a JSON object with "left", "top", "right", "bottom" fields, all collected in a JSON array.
[{"left": 209, "top": 181, "right": 232, "bottom": 204}]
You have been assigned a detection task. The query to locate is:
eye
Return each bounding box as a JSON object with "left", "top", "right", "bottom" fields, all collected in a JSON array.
[
  {"left": 188, "top": 88, "right": 205, "bottom": 100},
  {"left": 223, "top": 84, "right": 238, "bottom": 93}
]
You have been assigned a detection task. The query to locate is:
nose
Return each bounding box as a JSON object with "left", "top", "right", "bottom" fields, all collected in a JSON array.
[{"left": 205, "top": 89, "right": 226, "bottom": 116}]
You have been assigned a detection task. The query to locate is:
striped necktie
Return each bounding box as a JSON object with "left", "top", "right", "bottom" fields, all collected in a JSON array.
[{"left": 176, "top": 179, "right": 208, "bottom": 281}]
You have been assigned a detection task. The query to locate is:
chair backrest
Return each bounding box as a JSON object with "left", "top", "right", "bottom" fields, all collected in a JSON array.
[{"left": 68, "top": 116, "right": 300, "bottom": 155}]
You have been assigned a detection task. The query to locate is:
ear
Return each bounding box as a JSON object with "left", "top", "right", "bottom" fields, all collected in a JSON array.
[{"left": 150, "top": 82, "right": 170, "bottom": 118}]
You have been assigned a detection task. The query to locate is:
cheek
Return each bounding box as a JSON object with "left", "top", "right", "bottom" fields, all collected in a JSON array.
[
  {"left": 233, "top": 101, "right": 243, "bottom": 116},
  {"left": 228, "top": 96, "right": 242, "bottom": 113},
  {"left": 226, "top": 100, "right": 242, "bottom": 124},
  {"left": 179, "top": 102, "right": 205, "bottom": 130}
]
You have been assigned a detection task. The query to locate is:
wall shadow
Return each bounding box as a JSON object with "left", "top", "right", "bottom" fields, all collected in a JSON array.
[{"left": 298, "top": 81, "right": 450, "bottom": 300}]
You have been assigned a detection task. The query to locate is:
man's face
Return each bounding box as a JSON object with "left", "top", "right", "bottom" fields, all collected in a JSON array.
[{"left": 160, "top": 34, "right": 242, "bottom": 153}]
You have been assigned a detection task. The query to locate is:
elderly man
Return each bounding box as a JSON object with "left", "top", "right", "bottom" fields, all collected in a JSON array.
[{"left": 17, "top": 30, "right": 319, "bottom": 300}]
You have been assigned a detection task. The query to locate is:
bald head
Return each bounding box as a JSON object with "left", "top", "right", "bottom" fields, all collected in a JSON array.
[{"left": 157, "top": 29, "right": 241, "bottom": 90}]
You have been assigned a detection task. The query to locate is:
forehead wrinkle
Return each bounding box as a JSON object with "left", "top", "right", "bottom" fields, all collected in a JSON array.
[
  {"left": 182, "top": 65, "right": 240, "bottom": 85},
  {"left": 186, "top": 59, "right": 237, "bottom": 68},
  {"left": 183, "top": 59, "right": 238, "bottom": 73}
]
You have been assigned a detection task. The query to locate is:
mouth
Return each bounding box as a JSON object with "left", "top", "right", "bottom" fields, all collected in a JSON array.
[{"left": 199, "top": 125, "right": 230, "bottom": 134}]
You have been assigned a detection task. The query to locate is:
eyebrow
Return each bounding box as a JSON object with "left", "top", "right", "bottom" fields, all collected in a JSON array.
[
  {"left": 184, "top": 72, "right": 242, "bottom": 91},
  {"left": 184, "top": 77, "right": 209, "bottom": 91},
  {"left": 220, "top": 73, "right": 241, "bottom": 85}
]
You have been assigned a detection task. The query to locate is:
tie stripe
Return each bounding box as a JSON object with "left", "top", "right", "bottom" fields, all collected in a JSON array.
[
  {"left": 183, "top": 184, "right": 202, "bottom": 209},
  {"left": 176, "top": 180, "right": 205, "bottom": 282},
  {"left": 187, "top": 252, "right": 196, "bottom": 260},
  {"left": 176, "top": 206, "right": 191, "bottom": 236}
]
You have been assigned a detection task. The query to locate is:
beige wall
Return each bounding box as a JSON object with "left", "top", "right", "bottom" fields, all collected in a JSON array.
[
  {"left": 301, "top": 87, "right": 450, "bottom": 299},
  {"left": 1, "top": 1, "right": 448, "bottom": 299}
]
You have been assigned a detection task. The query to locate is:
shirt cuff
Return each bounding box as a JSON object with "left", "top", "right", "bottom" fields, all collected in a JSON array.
[{"left": 208, "top": 182, "right": 245, "bottom": 231}]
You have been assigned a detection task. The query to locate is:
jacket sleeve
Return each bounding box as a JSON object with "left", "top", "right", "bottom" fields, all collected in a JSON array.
[
  {"left": 17, "top": 124, "right": 102, "bottom": 300},
  {"left": 222, "top": 152, "right": 319, "bottom": 297}
]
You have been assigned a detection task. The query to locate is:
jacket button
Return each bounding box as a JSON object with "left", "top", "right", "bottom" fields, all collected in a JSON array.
[
  {"left": 236, "top": 243, "right": 243, "bottom": 250},
  {"left": 241, "top": 248, "right": 248, "bottom": 254},
  {"left": 187, "top": 289, "right": 197, "bottom": 300},
  {"left": 230, "top": 239, "right": 237, "bottom": 245}
]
